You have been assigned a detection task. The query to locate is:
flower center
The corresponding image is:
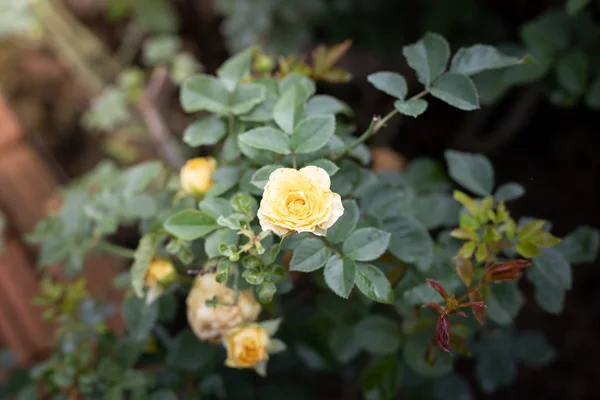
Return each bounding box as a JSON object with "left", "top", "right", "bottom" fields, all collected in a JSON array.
[
  {"left": 286, "top": 193, "right": 308, "bottom": 216},
  {"left": 238, "top": 338, "right": 260, "bottom": 364}
]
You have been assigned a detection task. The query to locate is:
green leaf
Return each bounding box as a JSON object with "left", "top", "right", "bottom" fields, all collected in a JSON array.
[
  {"left": 122, "top": 294, "right": 159, "bottom": 341},
  {"left": 403, "top": 339, "right": 453, "bottom": 378},
  {"left": 198, "top": 198, "right": 233, "bottom": 219},
  {"left": 164, "top": 210, "right": 218, "bottom": 240},
  {"left": 514, "top": 331, "right": 556, "bottom": 367},
  {"left": 444, "top": 150, "right": 494, "bottom": 196},
  {"left": 450, "top": 45, "right": 520, "bottom": 76},
  {"left": 557, "top": 226, "right": 599, "bottom": 264},
  {"left": 585, "top": 75, "right": 600, "bottom": 109},
  {"left": 291, "top": 115, "right": 335, "bottom": 154},
  {"left": 475, "top": 331, "right": 516, "bottom": 393},
  {"left": 323, "top": 255, "right": 356, "bottom": 298},
  {"left": 167, "top": 330, "right": 218, "bottom": 371},
  {"left": 119, "top": 161, "right": 163, "bottom": 194},
  {"left": 250, "top": 165, "right": 283, "bottom": 190},
  {"left": 216, "top": 48, "right": 252, "bottom": 91},
  {"left": 230, "top": 83, "right": 266, "bottom": 115},
  {"left": 360, "top": 355, "right": 403, "bottom": 400},
  {"left": 486, "top": 282, "right": 524, "bottom": 325},
  {"left": 414, "top": 194, "right": 460, "bottom": 230},
  {"left": 329, "top": 324, "right": 361, "bottom": 363},
  {"left": 383, "top": 215, "right": 434, "bottom": 272},
  {"left": 556, "top": 50, "right": 589, "bottom": 95},
  {"left": 305, "top": 95, "right": 352, "bottom": 117},
  {"left": 239, "top": 127, "right": 290, "bottom": 154},
  {"left": 327, "top": 199, "right": 359, "bottom": 244},
  {"left": 306, "top": 159, "right": 339, "bottom": 176},
  {"left": 434, "top": 375, "right": 472, "bottom": 400},
  {"left": 131, "top": 0, "right": 177, "bottom": 33},
  {"left": 183, "top": 116, "right": 226, "bottom": 147},
  {"left": 180, "top": 74, "right": 229, "bottom": 113},
  {"left": 279, "top": 73, "right": 315, "bottom": 100},
  {"left": 131, "top": 234, "right": 160, "bottom": 297},
  {"left": 566, "top": 0, "right": 590, "bottom": 15},
  {"left": 343, "top": 228, "right": 390, "bottom": 261},
  {"left": 430, "top": 73, "right": 480, "bottom": 111},
  {"left": 367, "top": 72, "right": 408, "bottom": 100},
  {"left": 516, "top": 241, "right": 540, "bottom": 258},
  {"left": 354, "top": 316, "right": 402, "bottom": 355},
  {"left": 528, "top": 247, "right": 572, "bottom": 290},
  {"left": 495, "top": 182, "right": 525, "bottom": 202},
  {"left": 257, "top": 281, "right": 276, "bottom": 303},
  {"left": 205, "top": 229, "right": 239, "bottom": 258},
  {"left": 394, "top": 99, "right": 428, "bottom": 117},
  {"left": 289, "top": 238, "right": 331, "bottom": 272},
  {"left": 230, "top": 192, "right": 258, "bottom": 217},
  {"left": 405, "top": 157, "right": 451, "bottom": 194},
  {"left": 355, "top": 263, "right": 393, "bottom": 304},
  {"left": 142, "top": 35, "right": 181, "bottom": 66},
  {"left": 273, "top": 86, "right": 303, "bottom": 133},
  {"left": 402, "top": 32, "right": 450, "bottom": 86}
]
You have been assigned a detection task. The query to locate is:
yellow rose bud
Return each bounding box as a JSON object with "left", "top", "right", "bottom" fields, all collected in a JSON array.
[
  {"left": 180, "top": 157, "right": 217, "bottom": 195},
  {"left": 257, "top": 166, "right": 344, "bottom": 236},
  {"left": 145, "top": 257, "right": 177, "bottom": 289},
  {"left": 186, "top": 273, "right": 261, "bottom": 343},
  {"left": 223, "top": 324, "right": 270, "bottom": 369}
]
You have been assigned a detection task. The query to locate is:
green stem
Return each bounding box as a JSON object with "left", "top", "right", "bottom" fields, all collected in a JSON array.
[
  {"left": 332, "top": 90, "right": 429, "bottom": 161},
  {"left": 96, "top": 241, "right": 136, "bottom": 259},
  {"left": 292, "top": 152, "right": 297, "bottom": 169}
]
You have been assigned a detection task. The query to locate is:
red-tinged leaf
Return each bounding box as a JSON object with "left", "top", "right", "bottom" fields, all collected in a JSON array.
[
  {"left": 422, "top": 302, "right": 444, "bottom": 313},
  {"left": 486, "top": 270, "right": 522, "bottom": 282},
  {"left": 325, "top": 40, "right": 352, "bottom": 67},
  {"left": 435, "top": 316, "right": 451, "bottom": 354},
  {"left": 456, "top": 258, "right": 473, "bottom": 287},
  {"left": 455, "top": 311, "right": 468, "bottom": 318},
  {"left": 486, "top": 259, "right": 531, "bottom": 282},
  {"left": 468, "top": 290, "right": 485, "bottom": 324},
  {"left": 426, "top": 279, "right": 449, "bottom": 300}
]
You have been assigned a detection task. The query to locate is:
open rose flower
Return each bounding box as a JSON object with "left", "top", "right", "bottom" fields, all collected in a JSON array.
[
  {"left": 187, "top": 273, "right": 261, "bottom": 343},
  {"left": 223, "top": 323, "right": 270, "bottom": 369},
  {"left": 180, "top": 157, "right": 217, "bottom": 195},
  {"left": 257, "top": 166, "right": 344, "bottom": 236}
]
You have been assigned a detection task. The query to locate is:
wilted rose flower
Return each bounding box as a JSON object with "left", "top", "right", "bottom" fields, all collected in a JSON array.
[
  {"left": 180, "top": 157, "right": 217, "bottom": 195},
  {"left": 223, "top": 323, "right": 270, "bottom": 368},
  {"left": 186, "top": 273, "right": 261, "bottom": 343},
  {"left": 257, "top": 166, "right": 344, "bottom": 236}
]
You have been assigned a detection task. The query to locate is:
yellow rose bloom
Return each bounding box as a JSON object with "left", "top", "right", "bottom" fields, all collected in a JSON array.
[
  {"left": 257, "top": 166, "right": 344, "bottom": 236},
  {"left": 186, "top": 273, "right": 261, "bottom": 343},
  {"left": 145, "top": 257, "right": 176, "bottom": 289},
  {"left": 223, "top": 324, "right": 270, "bottom": 368},
  {"left": 180, "top": 157, "right": 217, "bottom": 195}
]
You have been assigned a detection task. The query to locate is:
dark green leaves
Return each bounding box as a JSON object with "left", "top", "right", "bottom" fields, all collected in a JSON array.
[
  {"left": 122, "top": 294, "right": 158, "bottom": 341},
  {"left": 355, "top": 263, "right": 393, "bottom": 303},
  {"left": 289, "top": 238, "right": 331, "bottom": 272},
  {"left": 183, "top": 116, "right": 226, "bottom": 147},
  {"left": 566, "top": 0, "right": 590, "bottom": 15},
  {"left": 403, "top": 32, "right": 450, "bottom": 86},
  {"left": 354, "top": 316, "right": 402, "bottom": 355},
  {"left": 367, "top": 72, "right": 408, "bottom": 100},
  {"left": 274, "top": 87, "right": 303, "bottom": 133},
  {"left": 384, "top": 215, "right": 433, "bottom": 272},
  {"left": 450, "top": 45, "right": 520, "bottom": 76},
  {"left": 485, "top": 282, "right": 524, "bottom": 325},
  {"left": 167, "top": 329, "right": 218, "bottom": 371},
  {"left": 323, "top": 255, "right": 356, "bottom": 298},
  {"left": 556, "top": 50, "right": 589, "bottom": 95},
  {"left": 495, "top": 182, "right": 525, "bottom": 202},
  {"left": 514, "top": 331, "right": 556, "bottom": 367},
  {"left": 527, "top": 248, "right": 572, "bottom": 313},
  {"left": 239, "top": 127, "right": 291, "bottom": 154},
  {"left": 343, "top": 228, "right": 390, "bottom": 261},
  {"left": 360, "top": 355, "right": 403, "bottom": 400},
  {"left": 445, "top": 150, "right": 494, "bottom": 196},
  {"left": 557, "top": 226, "right": 599, "bottom": 264},
  {"left": 164, "top": 210, "right": 218, "bottom": 240},
  {"left": 403, "top": 339, "right": 453, "bottom": 378},
  {"left": 291, "top": 115, "right": 335, "bottom": 153},
  {"left": 327, "top": 199, "right": 359, "bottom": 244},
  {"left": 250, "top": 165, "right": 282, "bottom": 190},
  {"left": 430, "top": 73, "right": 480, "bottom": 111}
]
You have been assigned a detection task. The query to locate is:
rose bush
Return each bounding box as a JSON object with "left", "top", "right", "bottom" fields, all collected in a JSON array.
[{"left": 9, "top": 33, "right": 598, "bottom": 400}]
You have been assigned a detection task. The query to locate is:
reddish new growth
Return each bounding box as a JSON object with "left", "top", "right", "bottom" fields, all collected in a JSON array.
[{"left": 422, "top": 259, "right": 532, "bottom": 354}]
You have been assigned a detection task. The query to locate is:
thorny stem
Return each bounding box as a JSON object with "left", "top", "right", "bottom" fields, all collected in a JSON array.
[
  {"left": 332, "top": 90, "right": 429, "bottom": 161},
  {"left": 96, "top": 241, "right": 136, "bottom": 259}
]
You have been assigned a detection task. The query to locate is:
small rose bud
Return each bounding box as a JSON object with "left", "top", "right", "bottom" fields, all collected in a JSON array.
[
  {"left": 145, "top": 257, "right": 177, "bottom": 289},
  {"left": 180, "top": 157, "right": 217, "bottom": 196},
  {"left": 426, "top": 279, "right": 449, "bottom": 300},
  {"left": 435, "top": 315, "right": 451, "bottom": 354}
]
